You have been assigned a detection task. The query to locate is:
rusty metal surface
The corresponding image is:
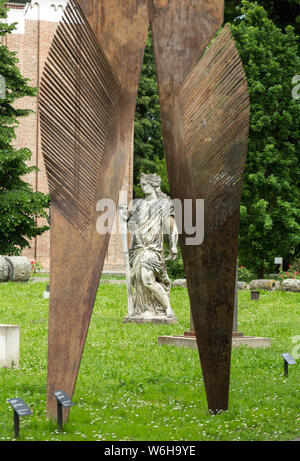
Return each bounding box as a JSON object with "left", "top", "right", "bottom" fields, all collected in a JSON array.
[
  {"left": 40, "top": 0, "right": 121, "bottom": 236},
  {"left": 42, "top": 0, "right": 149, "bottom": 421},
  {"left": 154, "top": 23, "right": 249, "bottom": 411},
  {"left": 41, "top": 0, "right": 249, "bottom": 419},
  {"left": 179, "top": 26, "right": 249, "bottom": 235},
  {"left": 151, "top": 0, "right": 224, "bottom": 103}
]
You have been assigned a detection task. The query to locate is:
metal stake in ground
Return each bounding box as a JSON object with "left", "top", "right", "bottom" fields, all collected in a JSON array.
[
  {"left": 281, "top": 353, "right": 297, "bottom": 377},
  {"left": 53, "top": 390, "right": 74, "bottom": 431},
  {"left": 8, "top": 398, "right": 32, "bottom": 439}
]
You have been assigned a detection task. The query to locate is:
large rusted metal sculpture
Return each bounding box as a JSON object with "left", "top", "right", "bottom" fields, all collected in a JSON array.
[{"left": 40, "top": 0, "right": 249, "bottom": 421}]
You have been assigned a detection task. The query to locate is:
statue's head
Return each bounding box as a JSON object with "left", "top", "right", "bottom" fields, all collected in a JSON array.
[{"left": 140, "top": 173, "right": 161, "bottom": 196}]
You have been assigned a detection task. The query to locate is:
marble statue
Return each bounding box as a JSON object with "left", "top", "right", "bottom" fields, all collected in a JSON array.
[{"left": 125, "top": 173, "right": 178, "bottom": 322}]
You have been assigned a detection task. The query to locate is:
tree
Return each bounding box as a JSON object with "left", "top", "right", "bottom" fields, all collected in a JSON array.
[
  {"left": 133, "top": 2, "right": 300, "bottom": 278},
  {"left": 225, "top": 0, "right": 300, "bottom": 41},
  {"left": 0, "top": 0, "right": 49, "bottom": 255},
  {"left": 229, "top": 0, "right": 300, "bottom": 276},
  {"left": 134, "top": 30, "right": 166, "bottom": 198}
]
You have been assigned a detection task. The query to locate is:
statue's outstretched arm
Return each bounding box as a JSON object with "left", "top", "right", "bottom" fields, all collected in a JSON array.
[{"left": 163, "top": 215, "right": 178, "bottom": 260}]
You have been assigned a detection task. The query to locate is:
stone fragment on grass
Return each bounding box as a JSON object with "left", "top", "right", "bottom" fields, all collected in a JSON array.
[
  {"left": 5, "top": 256, "right": 31, "bottom": 282},
  {"left": 281, "top": 278, "right": 300, "bottom": 292},
  {"left": 237, "top": 281, "right": 247, "bottom": 290},
  {"left": 274, "top": 281, "right": 281, "bottom": 290},
  {"left": 172, "top": 279, "right": 187, "bottom": 287},
  {"left": 249, "top": 279, "right": 276, "bottom": 291},
  {"left": 0, "top": 256, "right": 9, "bottom": 282}
]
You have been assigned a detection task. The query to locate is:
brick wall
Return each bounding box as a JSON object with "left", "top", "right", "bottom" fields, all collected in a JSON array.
[{"left": 4, "top": 1, "right": 131, "bottom": 273}]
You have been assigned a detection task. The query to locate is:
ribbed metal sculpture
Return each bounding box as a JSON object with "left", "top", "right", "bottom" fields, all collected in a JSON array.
[
  {"left": 40, "top": 0, "right": 249, "bottom": 421},
  {"left": 40, "top": 1, "right": 121, "bottom": 236},
  {"left": 163, "top": 25, "right": 250, "bottom": 411}
]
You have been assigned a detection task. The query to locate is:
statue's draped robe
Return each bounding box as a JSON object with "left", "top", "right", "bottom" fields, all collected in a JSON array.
[{"left": 128, "top": 197, "right": 174, "bottom": 316}]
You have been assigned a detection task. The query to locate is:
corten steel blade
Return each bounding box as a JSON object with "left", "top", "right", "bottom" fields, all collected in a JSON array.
[
  {"left": 40, "top": 0, "right": 149, "bottom": 421},
  {"left": 152, "top": 14, "right": 250, "bottom": 411},
  {"left": 41, "top": 0, "right": 249, "bottom": 421}
]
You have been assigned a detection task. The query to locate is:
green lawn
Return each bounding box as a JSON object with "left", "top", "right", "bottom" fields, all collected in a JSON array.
[{"left": 0, "top": 281, "right": 299, "bottom": 441}]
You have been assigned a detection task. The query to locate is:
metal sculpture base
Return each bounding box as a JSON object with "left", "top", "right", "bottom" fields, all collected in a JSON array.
[{"left": 124, "top": 316, "right": 178, "bottom": 325}]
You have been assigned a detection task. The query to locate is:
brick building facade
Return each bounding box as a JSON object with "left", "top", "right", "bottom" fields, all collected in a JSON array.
[{"left": 4, "top": 0, "right": 132, "bottom": 273}]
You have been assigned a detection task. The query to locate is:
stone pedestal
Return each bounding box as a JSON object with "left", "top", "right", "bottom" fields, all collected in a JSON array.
[
  {"left": 158, "top": 264, "right": 271, "bottom": 349},
  {"left": 0, "top": 325, "right": 19, "bottom": 367},
  {"left": 157, "top": 333, "right": 272, "bottom": 349},
  {"left": 124, "top": 316, "right": 178, "bottom": 325}
]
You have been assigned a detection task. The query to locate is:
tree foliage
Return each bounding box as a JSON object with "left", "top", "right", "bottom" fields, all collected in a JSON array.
[
  {"left": 0, "top": 0, "right": 49, "bottom": 255},
  {"left": 134, "top": 30, "right": 166, "bottom": 198},
  {"left": 134, "top": 2, "right": 300, "bottom": 278},
  {"left": 225, "top": 0, "right": 300, "bottom": 41},
  {"left": 229, "top": 0, "right": 300, "bottom": 276}
]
